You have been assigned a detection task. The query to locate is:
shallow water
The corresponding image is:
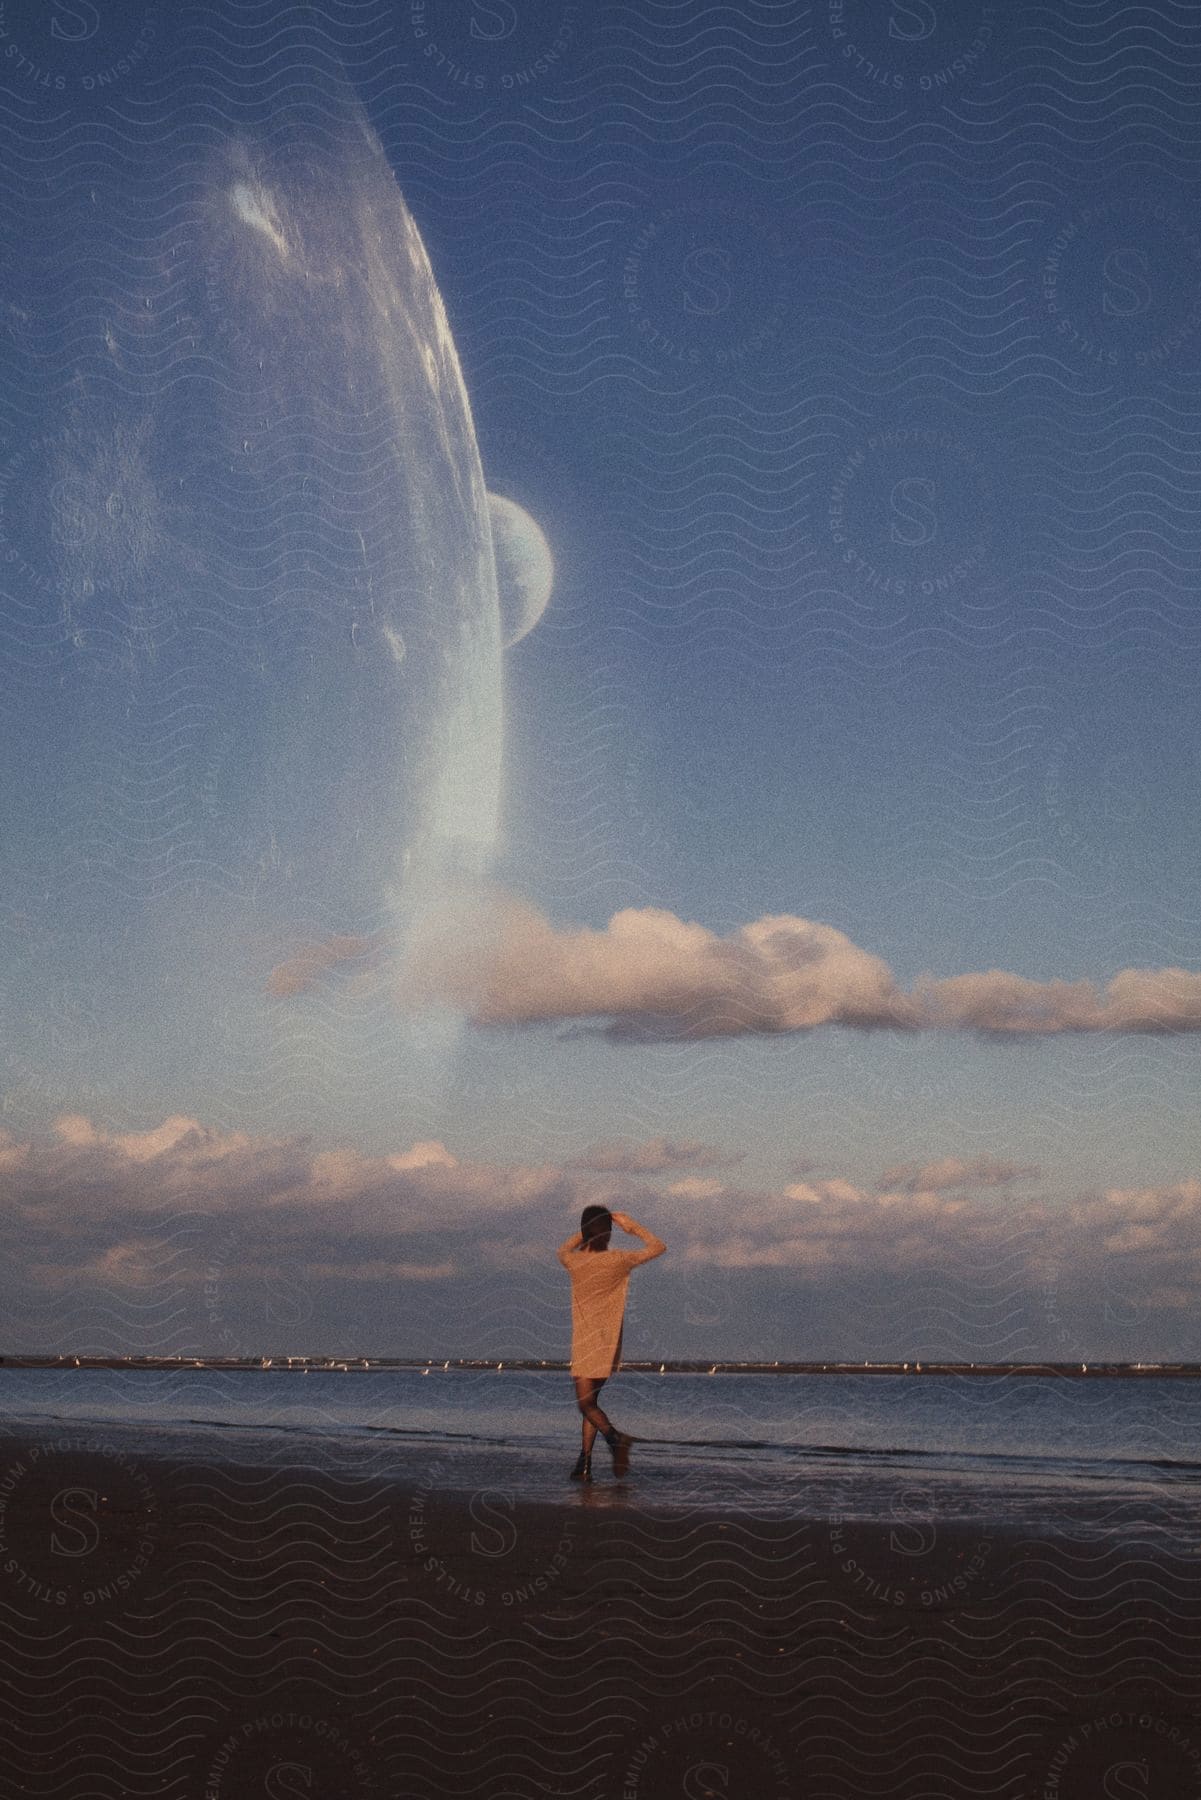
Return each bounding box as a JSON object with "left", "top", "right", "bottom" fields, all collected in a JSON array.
[{"left": 1, "top": 1367, "right": 1198, "bottom": 1543}]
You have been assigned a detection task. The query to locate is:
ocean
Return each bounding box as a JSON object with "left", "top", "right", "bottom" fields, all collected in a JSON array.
[{"left": 1, "top": 1366, "right": 1198, "bottom": 1544}]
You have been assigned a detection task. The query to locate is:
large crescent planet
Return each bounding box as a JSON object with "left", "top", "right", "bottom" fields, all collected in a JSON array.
[
  {"left": 0, "top": 62, "right": 503, "bottom": 1139},
  {"left": 488, "top": 493, "right": 555, "bottom": 647}
]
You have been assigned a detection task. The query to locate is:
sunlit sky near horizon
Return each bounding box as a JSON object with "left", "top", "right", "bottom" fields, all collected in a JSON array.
[{"left": 0, "top": 0, "right": 1198, "bottom": 1362}]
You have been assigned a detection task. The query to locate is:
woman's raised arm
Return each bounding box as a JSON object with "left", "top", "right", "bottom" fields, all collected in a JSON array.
[{"left": 611, "top": 1213, "right": 666, "bottom": 1263}]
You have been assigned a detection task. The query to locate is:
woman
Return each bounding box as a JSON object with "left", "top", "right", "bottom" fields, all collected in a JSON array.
[{"left": 557, "top": 1205, "right": 666, "bottom": 1482}]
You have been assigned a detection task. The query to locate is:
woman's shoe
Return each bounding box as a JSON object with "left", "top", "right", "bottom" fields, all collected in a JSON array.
[
  {"left": 604, "top": 1429, "right": 631, "bottom": 1477},
  {"left": 569, "top": 1451, "right": 592, "bottom": 1482}
]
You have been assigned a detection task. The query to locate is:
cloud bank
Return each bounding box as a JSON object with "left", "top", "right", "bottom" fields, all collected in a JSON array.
[
  {"left": 1, "top": 1114, "right": 1197, "bottom": 1360},
  {"left": 394, "top": 891, "right": 1201, "bottom": 1043},
  {"left": 2, "top": 1114, "right": 1195, "bottom": 1301}
]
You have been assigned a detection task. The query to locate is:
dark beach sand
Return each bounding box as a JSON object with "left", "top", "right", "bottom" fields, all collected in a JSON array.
[{"left": 0, "top": 1424, "right": 1198, "bottom": 1798}]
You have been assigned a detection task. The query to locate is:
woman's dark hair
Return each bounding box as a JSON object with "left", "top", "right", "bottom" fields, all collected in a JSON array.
[{"left": 580, "top": 1205, "right": 612, "bottom": 1244}]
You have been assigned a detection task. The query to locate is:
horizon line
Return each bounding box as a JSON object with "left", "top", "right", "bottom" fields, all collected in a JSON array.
[{"left": 2, "top": 1355, "right": 1197, "bottom": 1377}]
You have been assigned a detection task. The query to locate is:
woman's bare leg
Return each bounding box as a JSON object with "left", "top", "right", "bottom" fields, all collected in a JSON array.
[{"left": 573, "top": 1376, "right": 612, "bottom": 1454}]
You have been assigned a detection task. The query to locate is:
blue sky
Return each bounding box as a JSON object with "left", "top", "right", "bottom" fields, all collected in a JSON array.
[{"left": 0, "top": 0, "right": 1198, "bottom": 1360}]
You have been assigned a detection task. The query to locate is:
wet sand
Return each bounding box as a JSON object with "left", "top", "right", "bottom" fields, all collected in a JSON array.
[{"left": 0, "top": 1423, "right": 1198, "bottom": 1798}]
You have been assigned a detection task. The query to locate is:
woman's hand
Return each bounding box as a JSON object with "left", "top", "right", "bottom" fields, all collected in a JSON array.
[{"left": 609, "top": 1210, "right": 634, "bottom": 1233}]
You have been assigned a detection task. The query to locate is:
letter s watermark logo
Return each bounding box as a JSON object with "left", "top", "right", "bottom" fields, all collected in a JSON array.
[
  {"left": 888, "top": 1489, "right": 937, "bottom": 1558},
  {"left": 683, "top": 246, "right": 733, "bottom": 318},
  {"left": 1103, "top": 1760, "right": 1150, "bottom": 1800},
  {"left": 265, "top": 1763, "right": 313, "bottom": 1799},
  {"left": 50, "top": 1487, "right": 101, "bottom": 1558},
  {"left": 51, "top": 0, "right": 101, "bottom": 42},
  {"left": 1102, "top": 248, "right": 1153, "bottom": 319},
  {"left": 889, "top": 0, "right": 938, "bottom": 43},
  {"left": 470, "top": 0, "right": 519, "bottom": 42},
  {"left": 263, "top": 1274, "right": 311, "bottom": 1329},
  {"left": 889, "top": 476, "right": 938, "bottom": 546},
  {"left": 683, "top": 1761, "right": 731, "bottom": 1800},
  {"left": 48, "top": 476, "right": 97, "bottom": 550},
  {"left": 469, "top": 1489, "right": 518, "bottom": 1558}
]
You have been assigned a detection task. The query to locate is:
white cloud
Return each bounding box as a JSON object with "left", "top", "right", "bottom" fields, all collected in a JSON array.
[
  {"left": 387, "top": 1141, "right": 459, "bottom": 1172},
  {"left": 15, "top": 1117, "right": 562, "bottom": 1235},
  {"left": 395, "top": 888, "right": 1201, "bottom": 1042},
  {"left": 914, "top": 966, "right": 1201, "bottom": 1035},
  {"left": 53, "top": 1113, "right": 254, "bottom": 1165},
  {"left": 397, "top": 889, "right": 913, "bottom": 1039}
]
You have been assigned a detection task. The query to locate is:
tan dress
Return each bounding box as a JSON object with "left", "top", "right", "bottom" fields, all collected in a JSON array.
[{"left": 558, "top": 1224, "right": 666, "bottom": 1379}]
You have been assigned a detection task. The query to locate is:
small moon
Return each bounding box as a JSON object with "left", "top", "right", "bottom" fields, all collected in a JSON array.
[{"left": 487, "top": 492, "right": 554, "bottom": 647}]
